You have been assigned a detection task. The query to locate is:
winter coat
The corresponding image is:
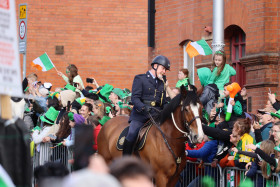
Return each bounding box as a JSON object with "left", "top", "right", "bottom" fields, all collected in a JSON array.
[
  {"left": 200, "top": 84, "right": 219, "bottom": 115},
  {"left": 187, "top": 140, "right": 218, "bottom": 163}
]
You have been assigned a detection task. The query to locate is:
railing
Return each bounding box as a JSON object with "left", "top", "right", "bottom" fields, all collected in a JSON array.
[
  {"left": 178, "top": 161, "right": 280, "bottom": 187},
  {"left": 31, "top": 146, "right": 280, "bottom": 187},
  {"left": 32, "top": 142, "right": 73, "bottom": 171}
]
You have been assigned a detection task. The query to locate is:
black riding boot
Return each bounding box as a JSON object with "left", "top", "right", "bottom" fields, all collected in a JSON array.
[{"left": 123, "top": 139, "right": 134, "bottom": 156}]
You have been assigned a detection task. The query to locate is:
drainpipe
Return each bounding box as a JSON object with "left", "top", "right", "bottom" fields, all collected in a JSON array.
[
  {"left": 148, "top": 0, "right": 155, "bottom": 47},
  {"left": 212, "top": 0, "right": 225, "bottom": 53}
]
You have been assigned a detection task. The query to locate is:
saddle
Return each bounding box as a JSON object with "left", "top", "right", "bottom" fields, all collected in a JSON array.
[{"left": 116, "top": 120, "right": 153, "bottom": 151}]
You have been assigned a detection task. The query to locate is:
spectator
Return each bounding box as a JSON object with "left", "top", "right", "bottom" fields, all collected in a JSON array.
[
  {"left": 257, "top": 108, "right": 274, "bottom": 140},
  {"left": 34, "top": 162, "right": 69, "bottom": 187},
  {"left": 208, "top": 50, "right": 236, "bottom": 93},
  {"left": 32, "top": 107, "right": 59, "bottom": 144},
  {"left": 110, "top": 157, "right": 154, "bottom": 187},
  {"left": 63, "top": 112, "right": 85, "bottom": 147},
  {"left": 176, "top": 68, "right": 189, "bottom": 89},
  {"left": 57, "top": 64, "right": 84, "bottom": 89},
  {"left": 80, "top": 103, "right": 93, "bottom": 124}
]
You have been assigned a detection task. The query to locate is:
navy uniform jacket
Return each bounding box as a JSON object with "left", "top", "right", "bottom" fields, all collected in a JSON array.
[{"left": 129, "top": 71, "right": 167, "bottom": 123}]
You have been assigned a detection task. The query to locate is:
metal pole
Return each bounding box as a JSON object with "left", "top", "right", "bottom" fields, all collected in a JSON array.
[
  {"left": 23, "top": 53, "right": 26, "bottom": 79},
  {"left": 212, "top": 0, "right": 225, "bottom": 53}
]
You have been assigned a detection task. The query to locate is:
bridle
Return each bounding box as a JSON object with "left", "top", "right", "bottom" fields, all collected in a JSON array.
[{"left": 171, "top": 101, "right": 200, "bottom": 142}]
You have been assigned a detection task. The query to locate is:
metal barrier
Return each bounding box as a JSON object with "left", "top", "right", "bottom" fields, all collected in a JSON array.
[
  {"left": 178, "top": 161, "right": 280, "bottom": 187},
  {"left": 32, "top": 142, "right": 73, "bottom": 171},
  {"left": 223, "top": 167, "right": 279, "bottom": 187},
  {"left": 179, "top": 160, "right": 223, "bottom": 187}
]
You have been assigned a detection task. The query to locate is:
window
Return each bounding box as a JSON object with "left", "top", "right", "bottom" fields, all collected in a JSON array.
[
  {"left": 231, "top": 31, "right": 246, "bottom": 87},
  {"left": 183, "top": 43, "right": 195, "bottom": 85}
]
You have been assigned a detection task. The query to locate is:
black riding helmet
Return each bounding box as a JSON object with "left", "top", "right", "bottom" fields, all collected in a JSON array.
[{"left": 151, "top": 55, "right": 170, "bottom": 71}]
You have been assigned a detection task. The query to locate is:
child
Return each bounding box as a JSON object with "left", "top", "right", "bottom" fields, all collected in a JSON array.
[
  {"left": 208, "top": 50, "right": 236, "bottom": 93},
  {"left": 176, "top": 68, "right": 189, "bottom": 88},
  {"left": 216, "top": 83, "right": 244, "bottom": 129},
  {"left": 57, "top": 64, "right": 84, "bottom": 89}
]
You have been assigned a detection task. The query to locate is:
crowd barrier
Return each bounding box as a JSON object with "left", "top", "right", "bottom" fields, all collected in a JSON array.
[
  {"left": 179, "top": 161, "right": 280, "bottom": 187},
  {"left": 32, "top": 146, "right": 280, "bottom": 187},
  {"left": 32, "top": 142, "right": 73, "bottom": 171}
]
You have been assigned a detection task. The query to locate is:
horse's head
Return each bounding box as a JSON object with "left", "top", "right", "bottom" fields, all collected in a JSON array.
[{"left": 180, "top": 85, "right": 204, "bottom": 143}]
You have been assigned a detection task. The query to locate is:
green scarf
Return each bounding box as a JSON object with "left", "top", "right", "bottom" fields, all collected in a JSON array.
[{"left": 176, "top": 78, "right": 189, "bottom": 88}]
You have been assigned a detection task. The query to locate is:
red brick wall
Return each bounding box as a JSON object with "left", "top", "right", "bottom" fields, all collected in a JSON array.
[
  {"left": 16, "top": 0, "right": 148, "bottom": 90},
  {"left": 153, "top": 0, "right": 280, "bottom": 113}
]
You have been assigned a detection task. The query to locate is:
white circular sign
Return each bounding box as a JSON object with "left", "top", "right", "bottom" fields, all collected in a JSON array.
[{"left": 19, "top": 21, "right": 26, "bottom": 39}]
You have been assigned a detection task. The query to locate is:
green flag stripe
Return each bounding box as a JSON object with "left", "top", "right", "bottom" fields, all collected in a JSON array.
[
  {"left": 39, "top": 53, "right": 54, "bottom": 71},
  {"left": 196, "top": 40, "right": 212, "bottom": 55}
]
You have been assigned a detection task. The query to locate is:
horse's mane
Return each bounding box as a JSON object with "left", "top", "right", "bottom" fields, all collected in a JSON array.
[{"left": 159, "top": 85, "right": 199, "bottom": 125}]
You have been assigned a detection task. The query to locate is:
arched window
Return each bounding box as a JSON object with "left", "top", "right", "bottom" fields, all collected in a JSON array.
[
  {"left": 231, "top": 31, "right": 246, "bottom": 87},
  {"left": 225, "top": 25, "right": 246, "bottom": 87}
]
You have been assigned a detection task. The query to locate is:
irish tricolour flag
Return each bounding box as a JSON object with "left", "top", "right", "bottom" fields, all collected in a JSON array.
[
  {"left": 31, "top": 53, "right": 55, "bottom": 71},
  {"left": 185, "top": 39, "right": 212, "bottom": 58}
]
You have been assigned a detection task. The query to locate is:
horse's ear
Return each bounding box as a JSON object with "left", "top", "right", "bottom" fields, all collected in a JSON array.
[
  {"left": 180, "top": 85, "right": 188, "bottom": 100},
  {"left": 188, "top": 84, "right": 197, "bottom": 94}
]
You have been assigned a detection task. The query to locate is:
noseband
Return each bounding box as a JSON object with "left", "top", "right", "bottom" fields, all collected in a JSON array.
[{"left": 171, "top": 103, "right": 200, "bottom": 139}]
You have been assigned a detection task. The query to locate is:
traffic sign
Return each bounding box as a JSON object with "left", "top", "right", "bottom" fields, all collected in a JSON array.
[
  {"left": 19, "top": 4, "right": 27, "bottom": 54},
  {"left": 0, "top": 0, "right": 22, "bottom": 97}
]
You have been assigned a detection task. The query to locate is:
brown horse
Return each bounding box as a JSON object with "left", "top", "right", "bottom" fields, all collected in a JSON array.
[{"left": 97, "top": 86, "right": 204, "bottom": 187}]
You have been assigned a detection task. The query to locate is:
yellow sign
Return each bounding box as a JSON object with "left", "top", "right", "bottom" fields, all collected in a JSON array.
[{"left": 20, "top": 5, "right": 26, "bottom": 19}]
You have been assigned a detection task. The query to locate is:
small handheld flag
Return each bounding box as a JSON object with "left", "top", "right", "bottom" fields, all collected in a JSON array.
[{"left": 31, "top": 53, "right": 56, "bottom": 72}]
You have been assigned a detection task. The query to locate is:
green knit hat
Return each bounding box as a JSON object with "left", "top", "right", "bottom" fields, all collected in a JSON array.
[
  {"left": 97, "top": 84, "right": 113, "bottom": 103},
  {"left": 64, "top": 84, "right": 76, "bottom": 92},
  {"left": 112, "top": 88, "right": 126, "bottom": 99},
  {"left": 40, "top": 107, "right": 59, "bottom": 125},
  {"left": 271, "top": 110, "right": 280, "bottom": 119}
]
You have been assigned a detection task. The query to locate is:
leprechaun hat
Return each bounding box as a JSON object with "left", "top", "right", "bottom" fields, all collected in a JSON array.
[
  {"left": 97, "top": 84, "right": 113, "bottom": 103},
  {"left": 40, "top": 106, "right": 59, "bottom": 125}
]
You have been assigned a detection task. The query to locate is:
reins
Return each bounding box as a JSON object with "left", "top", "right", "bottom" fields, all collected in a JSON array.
[{"left": 146, "top": 98, "right": 200, "bottom": 181}]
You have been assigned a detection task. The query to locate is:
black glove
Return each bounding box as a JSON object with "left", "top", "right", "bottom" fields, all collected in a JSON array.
[{"left": 144, "top": 105, "right": 152, "bottom": 113}]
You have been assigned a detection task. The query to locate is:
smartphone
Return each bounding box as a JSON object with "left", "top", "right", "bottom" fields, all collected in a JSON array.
[
  {"left": 73, "top": 82, "right": 79, "bottom": 87},
  {"left": 73, "top": 125, "right": 94, "bottom": 171},
  {"left": 86, "top": 78, "right": 94, "bottom": 83}
]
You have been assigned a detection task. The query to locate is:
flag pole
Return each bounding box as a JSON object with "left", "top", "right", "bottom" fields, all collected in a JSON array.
[{"left": 53, "top": 66, "right": 58, "bottom": 72}]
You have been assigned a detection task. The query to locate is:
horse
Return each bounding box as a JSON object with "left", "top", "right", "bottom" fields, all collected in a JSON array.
[{"left": 97, "top": 86, "right": 205, "bottom": 187}]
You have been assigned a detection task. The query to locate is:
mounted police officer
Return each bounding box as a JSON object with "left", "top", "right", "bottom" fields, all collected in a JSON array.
[{"left": 123, "top": 55, "right": 171, "bottom": 155}]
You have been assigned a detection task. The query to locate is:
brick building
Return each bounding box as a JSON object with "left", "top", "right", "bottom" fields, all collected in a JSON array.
[
  {"left": 17, "top": 0, "right": 279, "bottom": 113},
  {"left": 16, "top": 0, "right": 149, "bottom": 90},
  {"left": 152, "top": 0, "right": 280, "bottom": 113}
]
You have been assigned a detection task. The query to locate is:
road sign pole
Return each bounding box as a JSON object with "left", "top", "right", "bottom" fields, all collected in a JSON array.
[
  {"left": 19, "top": 3, "right": 27, "bottom": 80},
  {"left": 23, "top": 53, "right": 26, "bottom": 79}
]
